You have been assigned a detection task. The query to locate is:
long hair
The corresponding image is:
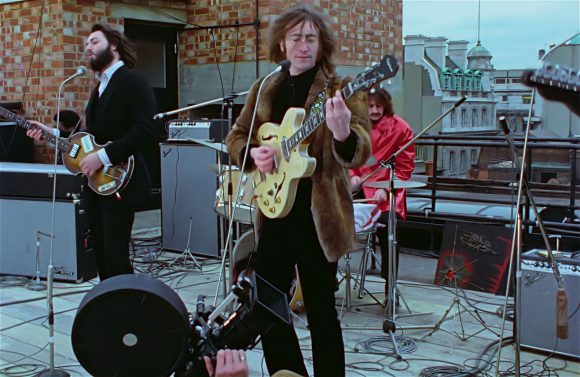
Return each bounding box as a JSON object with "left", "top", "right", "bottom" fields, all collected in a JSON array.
[
  {"left": 369, "top": 87, "right": 394, "bottom": 116},
  {"left": 90, "top": 24, "right": 137, "bottom": 68},
  {"left": 267, "top": 4, "right": 336, "bottom": 75}
]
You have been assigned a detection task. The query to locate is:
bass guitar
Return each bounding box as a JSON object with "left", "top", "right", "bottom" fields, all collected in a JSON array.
[
  {"left": 252, "top": 54, "right": 399, "bottom": 218},
  {"left": 0, "top": 105, "right": 134, "bottom": 196}
]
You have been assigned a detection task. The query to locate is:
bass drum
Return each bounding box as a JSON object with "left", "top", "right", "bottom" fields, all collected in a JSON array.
[
  {"left": 71, "top": 274, "right": 190, "bottom": 377},
  {"left": 232, "top": 231, "right": 305, "bottom": 313}
]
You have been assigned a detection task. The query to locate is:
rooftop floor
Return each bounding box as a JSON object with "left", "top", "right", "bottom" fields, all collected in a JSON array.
[{"left": 1, "top": 211, "right": 578, "bottom": 377}]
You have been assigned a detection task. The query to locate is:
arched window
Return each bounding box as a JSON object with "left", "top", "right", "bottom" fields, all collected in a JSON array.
[
  {"left": 473, "top": 70, "right": 482, "bottom": 91},
  {"left": 441, "top": 68, "right": 452, "bottom": 90},
  {"left": 463, "top": 69, "right": 473, "bottom": 91}
]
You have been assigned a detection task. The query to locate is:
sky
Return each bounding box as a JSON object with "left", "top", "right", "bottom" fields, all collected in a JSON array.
[{"left": 403, "top": 0, "right": 580, "bottom": 70}]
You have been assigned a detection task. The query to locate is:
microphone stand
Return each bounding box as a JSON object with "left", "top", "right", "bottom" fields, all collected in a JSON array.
[
  {"left": 212, "top": 60, "right": 290, "bottom": 307},
  {"left": 153, "top": 92, "right": 248, "bottom": 120},
  {"left": 37, "top": 68, "right": 85, "bottom": 377},
  {"left": 354, "top": 96, "right": 467, "bottom": 192},
  {"left": 366, "top": 96, "right": 467, "bottom": 360},
  {"left": 494, "top": 113, "right": 569, "bottom": 376},
  {"left": 156, "top": 91, "right": 248, "bottom": 301}
]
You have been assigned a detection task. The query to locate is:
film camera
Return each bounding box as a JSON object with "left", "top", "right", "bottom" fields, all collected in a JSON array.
[{"left": 71, "top": 271, "right": 290, "bottom": 377}]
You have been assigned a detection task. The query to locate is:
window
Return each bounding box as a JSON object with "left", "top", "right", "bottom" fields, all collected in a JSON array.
[
  {"left": 502, "top": 95, "right": 508, "bottom": 102},
  {"left": 450, "top": 110, "right": 456, "bottom": 128},
  {"left": 471, "top": 149, "right": 477, "bottom": 164},
  {"left": 511, "top": 78, "right": 523, "bottom": 84},
  {"left": 481, "top": 107, "right": 487, "bottom": 125},
  {"left": 460, "top": 150, "right": 466, "bottom": 171},
  {"left": 449, "top": 151, "right": 456, "bottom": 173},
  {"left": 461, "top": 109, "right": 466, "bottom": 127},
  {"left": 495, "top": 78, "right": 506, "bottom": 84},
  {"left": 472, "top": 108, "right": 477, "bottom": 127},
  {"left": 522, "top": 95, "right": 532, "bottom": 104}
]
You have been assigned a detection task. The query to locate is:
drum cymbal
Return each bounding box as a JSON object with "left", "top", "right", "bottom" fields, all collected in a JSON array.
[{"left": 364, "top": 180, "right": 426, "bottom": 189}]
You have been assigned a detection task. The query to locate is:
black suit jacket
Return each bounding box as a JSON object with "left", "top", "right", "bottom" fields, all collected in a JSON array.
[{"left": 85, "top": 65, "right": 160, "bottom": 208}]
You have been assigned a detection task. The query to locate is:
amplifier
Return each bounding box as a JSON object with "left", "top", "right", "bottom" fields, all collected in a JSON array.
[
  {"left": 167, "top": 119, "right": 229, "bottom": 143},
  {"left": 520, "top": 249, "right": 580, "bottom": 359},
  {"left": 0, "top": 197, "right": 97, "bottom": 282},
  {"left": 0, "top": 162, "right": 83, "bottom": 200}
]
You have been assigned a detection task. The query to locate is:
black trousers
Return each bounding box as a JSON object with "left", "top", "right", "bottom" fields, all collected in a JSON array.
[
  {"left": 376, "top": 211, "right": 400, "bottom": 291},
  {"left": 255, "top": 202, "right": 344, "bottom": 377},
  {"left": 86, "top": 190, "right": 135, "bottom": 280}
]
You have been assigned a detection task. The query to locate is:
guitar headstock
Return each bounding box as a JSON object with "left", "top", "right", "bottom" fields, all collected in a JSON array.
[
  {"left": 523, "top": 62, "right": 580, "bottom": 116},
  {"left": 350, "top": 54, "right": 400, "bottom": 93}
]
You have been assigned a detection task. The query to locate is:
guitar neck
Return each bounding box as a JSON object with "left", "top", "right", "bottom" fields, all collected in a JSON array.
[
  {"left": 285, "top": 84, "right": 354, "bottom": 152},
  {"left": 0, "top": 106, "right": 72, "bottom": 153}
]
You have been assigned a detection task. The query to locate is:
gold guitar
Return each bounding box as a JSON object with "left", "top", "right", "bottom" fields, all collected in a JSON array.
[
  {"left": 0, "top": 106, "right": 133, "bottom": 196},
  {"left": 252, "top": 54, "right": 400, "bottom": 218}
]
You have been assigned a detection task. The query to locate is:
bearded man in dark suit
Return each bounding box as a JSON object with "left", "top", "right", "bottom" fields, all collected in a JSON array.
[{"left": 28, "top": 23, "right": 159, "bottom": 280}]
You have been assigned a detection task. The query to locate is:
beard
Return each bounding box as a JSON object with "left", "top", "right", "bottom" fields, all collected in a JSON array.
[{"left": 89, "top": 46, "right": 114, "bottom": 72}]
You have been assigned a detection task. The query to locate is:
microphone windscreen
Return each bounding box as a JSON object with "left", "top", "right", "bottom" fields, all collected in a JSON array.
[
  {"left": 499, "top": 116, "right": 510, "bottom": 135},
  {"left": 279, "top": 60, "right": 291, "bottom": 73},
  {"left": 76, "top": 66, "right": 87, "bottom": 75}
]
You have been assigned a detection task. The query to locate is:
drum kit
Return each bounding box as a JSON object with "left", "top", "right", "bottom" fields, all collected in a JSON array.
[{"left": 195, "top": 139, "right": 431, "bottom": 321}]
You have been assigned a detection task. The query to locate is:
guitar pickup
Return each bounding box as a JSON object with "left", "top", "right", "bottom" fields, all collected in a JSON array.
[
  {"left": 98, "top": 181, "right": 116, "bottom": 193},
  {"left": 69, "top": 144, "right": 79, "bottom": 158}
]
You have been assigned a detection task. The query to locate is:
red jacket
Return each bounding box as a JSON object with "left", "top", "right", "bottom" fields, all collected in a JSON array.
[{"left": 350, "top": 114, "right": 415, "bottom": 219}]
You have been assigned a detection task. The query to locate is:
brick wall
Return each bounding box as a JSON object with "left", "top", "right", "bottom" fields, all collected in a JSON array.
[
  {"left": 1, "top": 0, "right": 402, "bottom": 162},
  {"left": 181, "top": 0, "right": 402, "bottom": 67}
]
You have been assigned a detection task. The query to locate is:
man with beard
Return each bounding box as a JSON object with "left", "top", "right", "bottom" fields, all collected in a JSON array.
[
  {"left": 350, "top": 87, "right": 415, "bottom": 301},
  {"left": 27, "top": 23, "right": 159, "bottom": 280}
]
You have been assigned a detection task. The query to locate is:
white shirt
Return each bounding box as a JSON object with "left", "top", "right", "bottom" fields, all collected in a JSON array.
[{"left": 95, "top": 60, "right": 125, "bottom": 165}]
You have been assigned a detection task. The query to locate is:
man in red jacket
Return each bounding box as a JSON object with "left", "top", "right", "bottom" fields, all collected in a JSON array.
[{"left": 350, "top": 87, "right": 415, "bottom": 299}]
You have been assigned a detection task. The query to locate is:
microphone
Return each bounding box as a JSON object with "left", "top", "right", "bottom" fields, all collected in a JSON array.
[
  {"left": 453, "top": 95, "right": 467, "bottom": 108},
  {"left": 277, "top": 60, "right": 291, "bottom": 73},
  {"left": 499, "top": 116, "right": 510, "bottom": 135},
  {"left": 75, "top": 66, "right": 87, "bottom": 76}
]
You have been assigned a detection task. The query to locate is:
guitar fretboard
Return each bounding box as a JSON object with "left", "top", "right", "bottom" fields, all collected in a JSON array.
[
  {"left": 283, "top": 84, "right": 355, "bottom": 153},
  {"left": 0, "top": 106, "right": 72, "bottom": 153}
]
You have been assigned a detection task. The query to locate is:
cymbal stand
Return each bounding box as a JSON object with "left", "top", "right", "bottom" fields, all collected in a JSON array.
[{"left": 376, "top": 98, "right": 469, "bottom": 360}]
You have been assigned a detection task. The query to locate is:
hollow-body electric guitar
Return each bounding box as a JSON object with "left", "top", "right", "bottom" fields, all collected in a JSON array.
[
  {"left": 0, "top": 106, "right": 134, "bottom": 196},
  {"left": 253, "top": 54, "right": 399, "bottom": 218}
]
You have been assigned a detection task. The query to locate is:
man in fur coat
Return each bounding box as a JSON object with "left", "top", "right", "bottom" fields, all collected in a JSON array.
[{"left": 226, "top": 4, "right": 371, "bottom": 376}]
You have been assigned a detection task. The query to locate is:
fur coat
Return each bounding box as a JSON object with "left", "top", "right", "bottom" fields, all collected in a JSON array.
[{"left": 226, "top": 67, "right": 371, "bottom": 262}]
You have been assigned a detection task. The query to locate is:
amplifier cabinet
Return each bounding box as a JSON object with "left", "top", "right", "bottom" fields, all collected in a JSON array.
[
  {"left": 0, "top": 162, "right": 83, "bottom": 200},
  {"left": 0, "top": 198, "right": 96, "bottom": 282},
  {"left": 520, "top": 250, "right": 580, "bottom": 359},
  {"left": 160, "top": 143, "right": 219, "bottom": 257}
]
